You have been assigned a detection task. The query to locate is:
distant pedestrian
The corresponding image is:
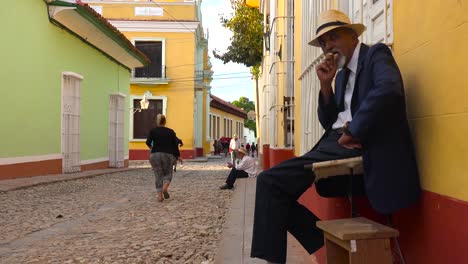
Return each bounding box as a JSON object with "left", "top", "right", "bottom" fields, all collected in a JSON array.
[
  {"left": 215, "top": 139, "right": 223, "bottom": 155},
  {"left": 250, "top": 143, "right": 256, "bottom": 157},
  {"left": 246, "top": 142, "right": 251, "bottom": 155},
  {"left": 146, "top": 114, "right": 180, "bottom": 202}
]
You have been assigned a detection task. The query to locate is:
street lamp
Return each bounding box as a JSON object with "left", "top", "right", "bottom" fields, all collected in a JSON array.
[{"left": 263, "top": 31, "right": 270, "bottom": 51}]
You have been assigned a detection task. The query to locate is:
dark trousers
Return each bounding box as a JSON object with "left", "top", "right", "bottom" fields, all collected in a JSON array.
[
  {"left": 250, "top": 131, "right": 364, "bottom": 263},
  {"left": 226, "top": 168, "right": 249, "bottom": 187}
]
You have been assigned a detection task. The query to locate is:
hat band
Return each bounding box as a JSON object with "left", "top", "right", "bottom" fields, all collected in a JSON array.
[{"left": 315, "top": 21, "right": 347, "bottom": 34}]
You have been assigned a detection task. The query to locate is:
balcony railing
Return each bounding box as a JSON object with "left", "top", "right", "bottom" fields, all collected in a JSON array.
[{"left": 131, "top": 65, "right": 168, "bottom": 84}]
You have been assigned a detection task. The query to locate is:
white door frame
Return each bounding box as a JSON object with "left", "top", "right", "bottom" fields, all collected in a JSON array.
[
  {"left": 109, "top": 93, "right": 126, "bottom": 168},
  {"left": 61, "top": 72, "right": 83, "bottom": 173}
]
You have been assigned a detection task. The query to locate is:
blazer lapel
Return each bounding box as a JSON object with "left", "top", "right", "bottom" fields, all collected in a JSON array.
[
  {"left": 355, "top": 44, "right": 369, "bottom": 79},
  {"left": 351, "top": 44, "right": 370, "bottom": 114}
]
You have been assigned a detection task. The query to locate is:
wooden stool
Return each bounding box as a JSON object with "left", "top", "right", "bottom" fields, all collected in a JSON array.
[
  {"left": 306, "top": 157, "right": 364, "bottom": 216},
  {"left": 317, "top": 217, "right": 399, "bottom": 264}
]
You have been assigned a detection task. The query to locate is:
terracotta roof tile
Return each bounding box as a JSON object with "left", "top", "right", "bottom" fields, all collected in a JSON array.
[
  {"left": 75, "top": 0, "right": 150, "bottom": 65},
  {"left": 210, "top": 94, "right": 247, "bottom": 119}
]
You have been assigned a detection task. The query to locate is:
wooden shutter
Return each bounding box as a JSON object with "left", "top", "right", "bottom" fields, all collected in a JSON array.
[{"left": 134, "top": 41, "right": 162, "bottom": 78}]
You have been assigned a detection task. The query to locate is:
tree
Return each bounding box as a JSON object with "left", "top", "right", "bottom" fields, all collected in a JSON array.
[
  {"left": 214, "top": 1, "right": 263, "bottom": 136},
  {"left": 232, "top": 96, "right": 256, "bottom": 136},
  {"left": 213, "top": 0, "right": 263, "bottom": 73},
  {"left": 232, "top": 96, "right": 255, "bottom": 112}
]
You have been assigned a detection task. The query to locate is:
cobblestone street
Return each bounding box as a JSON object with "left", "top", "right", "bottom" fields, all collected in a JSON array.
[{"left": 0, "top": 159, "right": 233, "bottom": 264}]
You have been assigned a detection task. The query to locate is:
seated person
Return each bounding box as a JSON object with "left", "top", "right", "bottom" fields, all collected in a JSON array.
[
  {"left": 220, "top": 147, "right": 257, "bottom": 190},
  {"left": 250, "top": 9, "right": 421, "bottom": 264}
]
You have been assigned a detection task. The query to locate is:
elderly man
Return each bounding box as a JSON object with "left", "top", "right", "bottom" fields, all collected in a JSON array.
[
  {"left": 220, "top": 147, "right": 256, "bottom": 190},
  {"left": 250, "top": 10, "right": 421, "bottom": 264}
]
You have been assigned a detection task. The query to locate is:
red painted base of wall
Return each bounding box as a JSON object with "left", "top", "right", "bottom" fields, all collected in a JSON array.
[
  {"left": 180, "top": 149, "right": 197, "bottom": 159},
  {"left": 0, "top": 159, "right": 129, "bottom": 180},
  {"left": 0, "top": 159, "right": 62, "bottom": 180},
  {"left": 269, "top": 148, "right": 295, "bottom": 168},
  {"left": 129, "top": 149, "right": 199, "bottom": 160},
  {"left": 262, "top": 144, "right": 270, "bottom": 170},
  {"left": 299, "top": 188, "right": 468, "bottom": 264},
  {"left": 129, "top": 150, "right": 150, "bottom": 160},
  {"left": 81, "top": 161, "right": 110, "bottom": 171},
  {"left": 267, "top": 153, "right": 468, "bottom": 264},
  {"left": 195, "top": 148, "right": 204, "bottom": 157}
]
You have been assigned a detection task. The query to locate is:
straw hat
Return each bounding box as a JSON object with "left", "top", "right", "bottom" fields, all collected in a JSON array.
[
  {"left": 237, "top": 147, "right": 248, "bottom": 155},
  {"left": 308, "top": 9, "right": 366, "bottom": 47}
]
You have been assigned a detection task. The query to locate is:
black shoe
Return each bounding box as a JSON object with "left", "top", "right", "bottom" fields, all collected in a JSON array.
[
  {"left": 163, "top": 191, "right": 170, "bottom": 199},
  {"left": 219, "top": 184, "right": 233, "bottom": 190}
]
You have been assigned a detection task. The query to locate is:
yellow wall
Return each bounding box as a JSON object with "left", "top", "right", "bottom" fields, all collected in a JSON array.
[
  {"left": 210, "top": 107, "right": 245, "bottom": 138},
  {"left": 99, "top": 3, "right": 196, "bottom": 21},
  {"left": 125, "top": 30, "right": 196, "bottom": 151},
  {"left": 394, "top": 0, "right": 468, "bottom": 201},
  {"left": 123, "top": 32, "right": 196, "bottom": 81},
  {"left": 96, "top": 0, "right": 201, "bottom": 152}
]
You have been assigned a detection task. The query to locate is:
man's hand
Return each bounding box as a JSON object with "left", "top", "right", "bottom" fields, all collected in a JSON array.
[
  {"left": 227, "top": 162, "right": 233, "bottom": 168},
  {"left": 338, "top": 134, "right": 362, "bottom": 149},
  {"left": 316, "top": 52, "right": 340, "bottom": 86}
]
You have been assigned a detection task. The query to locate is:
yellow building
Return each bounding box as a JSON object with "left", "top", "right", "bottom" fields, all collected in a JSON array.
[
  {"left": 209, "top": 94, "right": 247, "bottom": 147},
  {"left": 256, "top": 0, "right": 468, "bottom": 263},
  {"left": 85, "top": 0, "right": 213, "bottom": 159}
]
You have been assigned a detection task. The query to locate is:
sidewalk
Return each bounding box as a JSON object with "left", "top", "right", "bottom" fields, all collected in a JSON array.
[
  {"left": 215, "top": 177, "right": 315, "bottom": 264},
  {"left": 0, "top": 168, "right": 135, "bottom": 192}
]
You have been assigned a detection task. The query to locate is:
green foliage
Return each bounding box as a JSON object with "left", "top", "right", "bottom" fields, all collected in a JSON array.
[
  {"left": 232, "top": 96, "right": 257, "bottom": 136},
  {"left": 232, "top": 96, "right": 255, "bottom": 112},
  {"left": 213, "top": 1, "right": 263, "bottom": 69}
]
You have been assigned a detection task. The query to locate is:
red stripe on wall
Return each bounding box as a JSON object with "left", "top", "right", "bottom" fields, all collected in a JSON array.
[
  {"left": 0, "top": 159, "right": 62, "bottom": 180},
  {"left": 130, "top": 149, "right": 198, "bottom": 160},
  {"left": 297, "top": 181, "right": 468, "bottom": 264}
]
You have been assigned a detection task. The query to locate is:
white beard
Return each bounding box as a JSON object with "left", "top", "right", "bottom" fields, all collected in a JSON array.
[{"left": 337, "top": 54, "right": 347, "bottom": 69}]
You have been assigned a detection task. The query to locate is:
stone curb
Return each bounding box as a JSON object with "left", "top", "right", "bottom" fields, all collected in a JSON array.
[{"left": 0, "top": 168, "right": 142, "bottom": 193}]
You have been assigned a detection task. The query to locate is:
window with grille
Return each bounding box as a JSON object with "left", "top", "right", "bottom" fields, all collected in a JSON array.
[
  {"left": 62, "top": 73, "right": 82, "bottom": 173},
  {"left": 350, "top": 0, "right": 393, "bottom": 44},
  {"left": 109, "top": 94, "right": 125, "bottom": 168},
  {"left": 134, "top": 41, "right": 163, "bottom": 78},
  {"left": 132, "top": 99, "right": 163, "bottom": 139}
]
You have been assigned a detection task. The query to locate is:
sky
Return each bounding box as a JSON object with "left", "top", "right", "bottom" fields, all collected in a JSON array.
[{"left": 200, "top": 0, "right": 255, "bottom": 103}]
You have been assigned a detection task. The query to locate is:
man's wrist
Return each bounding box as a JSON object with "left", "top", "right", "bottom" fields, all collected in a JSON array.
[{"left": 343, "top": 122, "right": 353, "bottom": 136}]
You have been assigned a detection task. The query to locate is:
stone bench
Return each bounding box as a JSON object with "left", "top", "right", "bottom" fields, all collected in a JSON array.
[{"left": 316, "top": 217, "right": 399, "bottom": 264}]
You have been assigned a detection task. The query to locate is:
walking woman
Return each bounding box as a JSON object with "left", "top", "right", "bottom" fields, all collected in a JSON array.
[{"left": 146, "top": 114, "right": 180, "bottom": 202}]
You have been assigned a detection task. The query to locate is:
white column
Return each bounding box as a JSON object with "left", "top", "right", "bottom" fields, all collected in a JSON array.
[
  {"left": 195, "top": 90, "right": 203, "bottom": 148},
  {"left": 206, "top": 88, "right": 211, "bottom": 141}
]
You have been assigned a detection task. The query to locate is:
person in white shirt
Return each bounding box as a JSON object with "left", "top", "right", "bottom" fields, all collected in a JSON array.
[
  {"left": 229, "top": 134, "right": 240, "bottom": 166},
  {"left": 220, "top": 147, "right": 256, "bottom": 190}
]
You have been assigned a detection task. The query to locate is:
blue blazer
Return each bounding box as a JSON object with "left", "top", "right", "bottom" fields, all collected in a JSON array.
[{"left": 317, "top": 43, "right": 421, "bottom": 214}]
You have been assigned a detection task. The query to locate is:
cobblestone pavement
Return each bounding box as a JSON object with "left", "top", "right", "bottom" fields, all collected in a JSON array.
[{"left": 0, "top": 159, "right": 233, "bottom": 264}]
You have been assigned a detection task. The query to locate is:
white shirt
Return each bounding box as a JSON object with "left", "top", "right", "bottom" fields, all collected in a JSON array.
[
  {"left": 229, "top": 138, "right": 240, "bottom": 151},
  {"left": 332, "top": 43, "right": 361, "bottom": 130},
  {"left": 236, "top": 155, "right": 257, "bottom": 177}
]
